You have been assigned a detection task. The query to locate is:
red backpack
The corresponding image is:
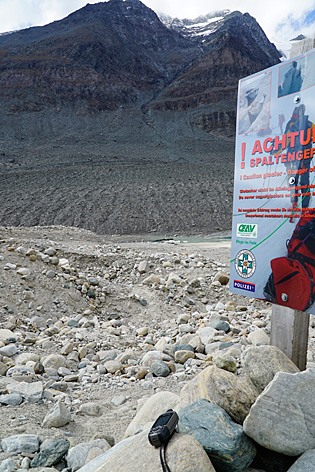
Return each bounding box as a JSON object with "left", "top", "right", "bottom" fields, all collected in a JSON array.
[{"left": 264, "top": 216, "right": 315, "bottom": 312}]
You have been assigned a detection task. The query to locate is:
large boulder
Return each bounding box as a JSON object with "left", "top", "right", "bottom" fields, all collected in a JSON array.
[
  {"left": 244, "top": 370, "right": 315, "bottom": 456},
  {"left": 124, "top": 391, "right": 180, "bottom": 438},
  {"left": 180, "top": 366, "right": 258, "bottom": 423},
  {"left": 178, "top": 399, "right": 256, "bottom": 472},
  {"left": 287, "top": 449, "right": 315, "bottom": 471},
  {"left": 75, "top": 430, "right": 215, "bottom": 472},
  {"left": 241, "top": 345, "right": 299, "bottom": 393}
]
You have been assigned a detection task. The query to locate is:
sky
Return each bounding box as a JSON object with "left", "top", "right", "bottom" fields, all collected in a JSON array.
[{"left": 0, "top": 0, "right": 314, "bottom": 45}]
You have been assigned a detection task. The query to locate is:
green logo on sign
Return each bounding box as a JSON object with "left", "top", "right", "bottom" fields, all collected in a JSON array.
[{"left": 236, "top": 224, "right": 258, "bottom": 238}]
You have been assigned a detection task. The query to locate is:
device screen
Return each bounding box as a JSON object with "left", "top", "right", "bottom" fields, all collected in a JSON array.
[{"left": 154, "top": 412, "right": 173, "bottom": 427}]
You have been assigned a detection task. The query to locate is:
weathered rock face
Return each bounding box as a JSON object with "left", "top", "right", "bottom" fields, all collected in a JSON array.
[
  {"left": 241, "top": 345, "right": 299, "bottom": 393},
  {"left": 76, "top": 430, "right": 216, "bottom": 472},
  {"left": 243, "top": 370, "right": 315, "bottom": 456},
  {"left": 180, "top": 365, "right": 259, "bottom": 424},
  {"left": 178, "top": 399, "right": 256, "bottom": 472}
]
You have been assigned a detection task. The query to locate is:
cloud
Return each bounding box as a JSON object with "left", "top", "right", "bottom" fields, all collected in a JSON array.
[{"left": 0, "top": 0, "right": 314, "bottom": 45}]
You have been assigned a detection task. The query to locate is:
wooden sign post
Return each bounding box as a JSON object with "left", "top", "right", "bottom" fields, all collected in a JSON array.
[
  {"left": 271, "top": 305, "right": 309, "bottom": 370},
  {"left": 270, "top": 39, "right": 315, "bottom": 371}
]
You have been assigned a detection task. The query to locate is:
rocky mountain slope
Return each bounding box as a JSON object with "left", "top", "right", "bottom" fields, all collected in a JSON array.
[{"left": 0, "top": 0, "right": 281, "bottom": 234}]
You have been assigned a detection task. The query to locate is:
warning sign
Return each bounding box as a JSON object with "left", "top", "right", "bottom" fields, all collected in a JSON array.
[{"left": 230, "top": 48, "right": 315, "bottom": 314}]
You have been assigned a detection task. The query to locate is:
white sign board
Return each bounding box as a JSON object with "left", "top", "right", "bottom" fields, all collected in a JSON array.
[{"left": 230, "top": 48, "right": 315, "bottom": 314}]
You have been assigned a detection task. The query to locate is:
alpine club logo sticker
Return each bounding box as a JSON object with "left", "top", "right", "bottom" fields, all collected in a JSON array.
[{"left": 235, "top": 249, "right": 256, "bottom": 279}]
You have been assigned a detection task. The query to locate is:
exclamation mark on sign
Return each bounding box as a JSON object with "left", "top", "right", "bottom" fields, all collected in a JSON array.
[{"left": 241, "top": 142, "right": 246, "bottom": 169}]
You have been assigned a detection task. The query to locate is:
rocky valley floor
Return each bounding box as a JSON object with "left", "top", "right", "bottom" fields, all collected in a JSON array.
[{"left": 0, "top": 225, "right": 315, "bottom": 472}]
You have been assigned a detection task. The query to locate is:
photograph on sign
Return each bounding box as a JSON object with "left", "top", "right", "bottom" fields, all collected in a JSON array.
[{"left": 230, "top": 48, "right": 315, "bottom": 314}]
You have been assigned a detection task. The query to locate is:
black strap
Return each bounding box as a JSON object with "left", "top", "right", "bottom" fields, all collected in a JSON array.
[{"left": 159, "top": 443, "right": 171, "bottom": 472}]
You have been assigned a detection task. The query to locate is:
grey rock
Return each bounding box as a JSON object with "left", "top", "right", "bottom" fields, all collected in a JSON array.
[
  {"left": 142, "top": 350, "right": 162, "bottom": 367},
  {"left": 76, "top": 430, "right": 215, "bottom": 472},
  {"left": 111, "top": 395, "right": 127, "bottom": 407},
  {"left": 103, "top": 360, "right": 122, "bottom": 374},
  {"left": 79, "top": 403, "right": 103, "bottom": 417},
  {"left": 197, "top": 327, "right": 217, "bottom": 345},
  {"left": 178, "top": 399, "right": 256, "bottom": 472},
  {"left": 248, "top": 329, "right": 270, "bottom": 345},
  {"left": 0, "top": 393, "right": 23, "bottom": 406},
  {"left": 42, "top": 354, "right": 66, "bottom": 370},
  {"left": 287, "top": 449, "right": 315, "bottom": 471},
  {"left": 66, "top": 439, "right": 111, "bottom": 471},
  {"left": 174, "top": 344, "right": 194, "bottom": 353},
  {"left": 0, "top": 459, "right": 17, "bottom": 472},
  {"left": 0, "top": 362, "right": 8, "bottom": 376},
  {"left": 241, "top": 345, "right": 299, "bottom": 393},
  {"left": 7, "top": 381, "right": 43, "bottom": 403},
  {"left": 31, "top": 439, "right": 70, "bottom": 467},
  {"left": 0, "top": 344, "right": 18, "bottom": 357},
  {"left": 208, "top": 319, "right": 230, "bottom": 332},
  {"left": 243, "top": 370, "right": 315, "bottom": 456},
  {"left": 124, "top": 391, "right": 180, "bottom": 438},
  {"left": 42, "top": 400, "right": 71, "bottom": 428},
  {"left": 151, "top": 361, "right": 170, "bottom": 377},
  {"left": 1, "top": 435, "right": 40, "bottom": 454}
]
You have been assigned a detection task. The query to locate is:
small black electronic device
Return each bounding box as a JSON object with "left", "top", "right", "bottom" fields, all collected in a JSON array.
[{"left": 148, "top": 409, "right": 179, "bottom": 448}]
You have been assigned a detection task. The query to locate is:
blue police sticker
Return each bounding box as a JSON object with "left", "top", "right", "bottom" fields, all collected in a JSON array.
[{"left": 233, "top": 280, "right": 256, "bottom": 292}]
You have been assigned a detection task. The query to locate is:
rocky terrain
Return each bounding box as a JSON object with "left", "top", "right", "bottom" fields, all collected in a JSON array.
[{"left": 0, "top": 225, "right": 315, "bottom": 471}]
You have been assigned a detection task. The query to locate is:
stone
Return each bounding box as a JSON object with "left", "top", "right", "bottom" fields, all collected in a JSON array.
[
  {"left": 124, "top": 391, "right": 180, "bottom": 438},
  {"left": 86, "top": 447, "right": 104, "bottom": 463},
  {"left": 151, "top": 361, "right": 170, "bottom": 377},
  {"left": 0, "top": 459, "right": 17, "bottom": 472},
  {"left": 243, "top": 370, "right": 315, "bottom": 456},
  {"left": 77, "top": 430, "right": 215, "bottom": 472},
  {"left": 111, "top": 395, "right": 127, "bottom": 407},
  {"left": 166, "top": 272, "right": 182, "bottom": 288},
  {"left": 0, "top": 329, "right": 15, "bottom": 341},
  {"left": 287, "top": 449, "right": 315, "bottom": 471},
  {"left": 241, "top": 345, "right": 300, "bottom": 393},
  {"left": 213, "top": 271, "right": 230, "bottom": 285},
  {"left": 66, "top": 439, "right": 111, "bottom": 471},
  {"left": 196, "top": 327, "right": 218, "bottom": 345},
  {"left": 0, "top": 393, "right": 23, "bottom": 406},
  {"left": 174, "top": 350, "right": 195, "bottom": 364},
  {"left": 142, "top": 350, "right": 162, "bottom": 367},
  {"left": 248, "top": 329, "right": 270, "bottom": 345},
  {"left": 17, "top": 267, "right": 31, "bottom": 276},
  {"left": 136, "top": 327, "right": 149, "bottom": 336},
  {"left": 0, "top": 361, "right": 8, "bottom": 376},
  {"left": 15, "top": 353, "right": 40, "bottom": 365},
  {"left": 178, "top": 399, "right": 256, "bottom": 472},
  {"left": 138, "top": 261, "right": 150, "bottom": 273},
  {"left": 174, "top": 344, "right": 194, "bottom": 353},
  {"left": 31, "top": 439, "right": 70, "bottom": 468},
  {"left": 142, "top": 275, "right": 161, "bottom": 286},
  {"left": 180, "top": 366, "right": 258, "bottom": 424},
  {"left": 1, "top": 435, "right": 40, "bottom": 454},
  {"left": 213, "top": 352, "right": 237, "bottom": 373},
  {"left": 0, "top": 344, "right": 17, "bottom": 357},
  {"left": 208, "top": 319, "right": 230, "bottom": 333},
  {"left": 79, "top": 403, "right": 103, "bottom": 416},
  {"left": 104, "top": 360, "right": 122, "bottom": 374},
  {"left": 7, "top": 381, "right": 43, "bottom": 403},
  {"left": 42, "top": 400, "right": 71, "bottom": 428},
  {"left": 42, "top": 354, "right": 66, "bottom": 370}
]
